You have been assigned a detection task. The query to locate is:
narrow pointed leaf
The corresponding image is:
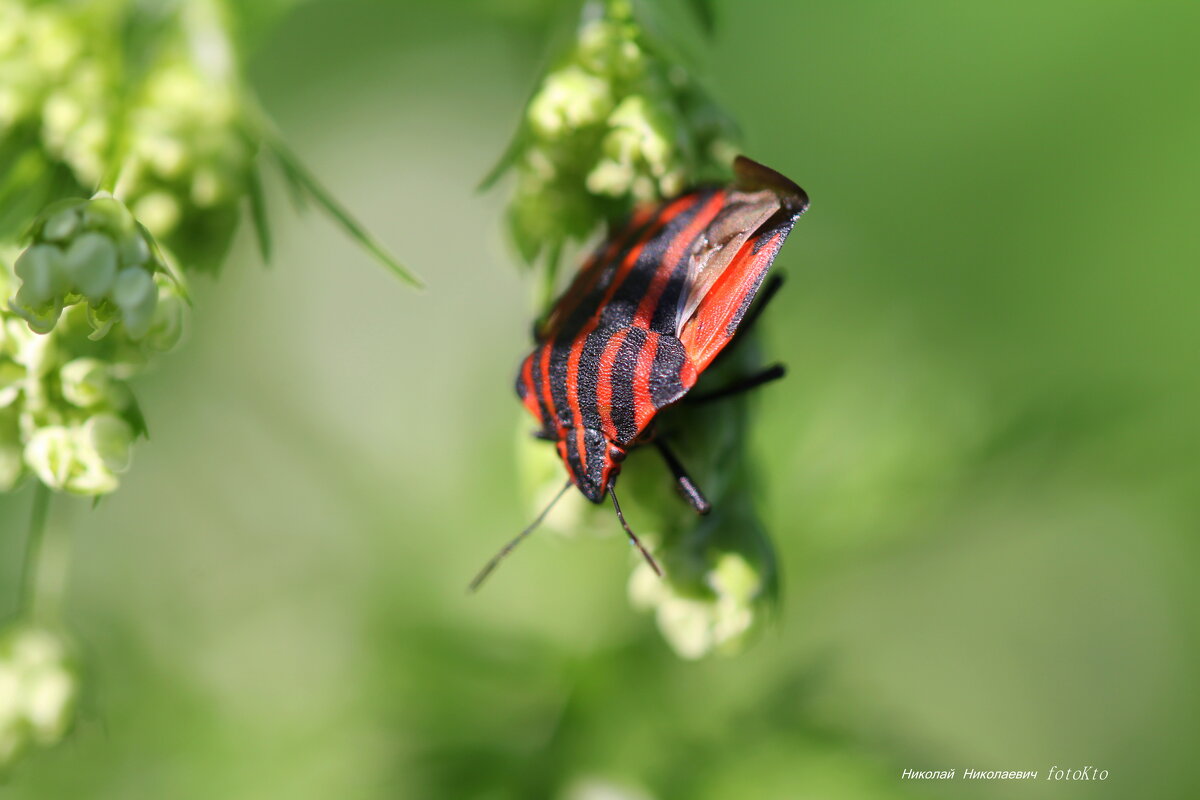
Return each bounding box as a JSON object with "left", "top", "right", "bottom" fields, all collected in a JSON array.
[
  {"left": 267, "top": 138, "right": 423, "bottom": 288},
  {"left": 247, "top": 162, "right": 272, "bottom": 263}
]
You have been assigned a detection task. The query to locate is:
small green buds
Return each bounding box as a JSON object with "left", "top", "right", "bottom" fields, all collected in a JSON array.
[
  {"left": 0, "top": 0, "right": 403, "bottom": 506},
  {"left": 493, "top": 0, "right": 735, "bottom": 288},
  {"left": 0, "top": 0, "right": 426, "bottom": 772},
  {"left": 0, "top": 625, "right": 79, "bottom": 769},
  {"left": 65, "top": 234, "right": 118, "bottom": 298},
  {"left": 0, "top": 192, "right": 173, "bottom": 496},
  {"left": 118, "top": 53, "right": 255, "bottom": 270},
  {"left": 629, "top": 551, "right": 764, "bottom": 659},
  {"left": 10, "top": 246, "right": 63, "bottom": 333},
  {"left": 24, "top": 415, "right": 133, "bottom": 495},
  {"left": 9, "top": 193, "right": 169, "bottom": 341},
  {"left": 59, "top": 358, "right": 124, "bottom": 409}
]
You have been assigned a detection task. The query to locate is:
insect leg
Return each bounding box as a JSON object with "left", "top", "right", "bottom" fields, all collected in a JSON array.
[
  {"left": 609, "top": 485, "right": 663, "bottom": 577},
  {"left": 654, "top": 439, "right": 712, "bottom": 515},
  {"left": 686, "top": 363, "right": 786, "bottom": 404}
]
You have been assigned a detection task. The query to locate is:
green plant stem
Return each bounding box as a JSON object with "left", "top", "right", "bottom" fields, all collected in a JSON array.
[{"left": 18, "top": 482, "right": 51, "bottom": 619}]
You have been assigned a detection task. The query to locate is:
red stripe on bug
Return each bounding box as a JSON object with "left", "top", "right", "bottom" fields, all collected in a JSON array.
[
  {"left": 596, "top": 327, "right": 631, "bottom": 441},
  {"left": 679, "top": 358, "right": 698, "bottom": 391},
  {"left": 539, "top": 345, "right": 557, "bottom": 426},
  {"left": 574, "top": 424, "right": 587, "bottom": 480},
  {"left": 632, "top": 334, "right": 659, "bottom": 433},
  {"left": 520, "top": 355, "right": 540, "bottom": 420}
]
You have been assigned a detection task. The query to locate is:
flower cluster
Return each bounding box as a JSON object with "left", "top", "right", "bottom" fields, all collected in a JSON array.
[
  {"left": 1, "top": 0, "right": 254, "bottom": 266},
  {"left": 114, "top": 1, "right": 255, "bottom": 271},
  {"left": 0, "top": 0, "right": 413, "bottom": 503},
  {"left": 22, "top": 7, "right": 114, "bottom": 190},
  {"left": 0, "top": 625, "right": 78, "bottom": 769},
  {"left": 1, "top": 192, "right": 184, "bottom": 495},
  {"left": 11, "top": 192, "right": 181, "bottom": 339},
  {"left": 0, "top": 0, "right": 251, "bottom": 498},
  {"left": 0, "top": 0, "right": 411, "bottom": 773},
  {"left": 0, "top": 1, "right": 209, "bottom": 499},
  {"left": 497, "top": 0, "right": 735, "bottom": 285},
  {"left": 629, "top": 551, "right": 764, "bottom": 660},
  {"left": 0, "top": 0, "right": 93, "bottom": 146}
]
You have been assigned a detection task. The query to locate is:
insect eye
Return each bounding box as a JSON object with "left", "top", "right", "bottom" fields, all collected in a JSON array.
[{"left": 609, "top": 446, "right": 626, "bottom": 462}]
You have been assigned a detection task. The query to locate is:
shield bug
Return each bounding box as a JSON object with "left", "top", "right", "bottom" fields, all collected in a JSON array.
[{"left": 471, "top": 156, "right": 808, "bottom": 589}]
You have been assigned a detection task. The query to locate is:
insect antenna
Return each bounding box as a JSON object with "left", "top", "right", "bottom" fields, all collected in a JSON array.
[
  {"left": 609, "top": 484, "right": 664, "bottom": 577},
  {"left": 469, "top": 479, "right": 573, "bottom": 592}
]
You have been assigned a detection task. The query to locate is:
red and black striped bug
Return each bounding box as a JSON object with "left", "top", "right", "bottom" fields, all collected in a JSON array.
[{"left": 471, "top": 156, "right": 808, "bottom": 589}]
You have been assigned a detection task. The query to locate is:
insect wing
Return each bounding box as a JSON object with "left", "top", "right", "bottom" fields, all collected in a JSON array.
[
  {"left": 677, "top": 157, "right": 808, "bottom": 371},
  {"left": 674, "top": 189, "right": 781, "bottom": 328}
]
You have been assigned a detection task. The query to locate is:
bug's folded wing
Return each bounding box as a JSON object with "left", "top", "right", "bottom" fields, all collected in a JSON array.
[
  {"left": 675, "top": 191, "right": 780, "bottom": 329},
  {"left": 677, "top": 157, "right": 808, "bottom": 372}
]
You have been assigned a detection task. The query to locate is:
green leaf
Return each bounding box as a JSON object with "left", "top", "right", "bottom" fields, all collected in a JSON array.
[
  {"left": 247, "top": 162, "right": 272, "bottom": 263},
  {"left": 266, "top": 136, "right": 423, "bottom": 288},
  {"left": 144, "top": 229, "right": 194, "bottom": 308},
  {"left": 277, "top": 156, "right": 310, "bottom": 212},
  {"left": 125, "top": 394, "right": 150, "bottom": 440},
  {"left": 478, "top": 128, "right": 526, "bottom": 193}
]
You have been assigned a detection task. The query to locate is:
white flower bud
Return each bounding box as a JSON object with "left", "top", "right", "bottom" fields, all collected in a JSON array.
[
  {"left": 0, "top": 626, "right": 79, "bottom": 766},
  {"left": 59, "top": 358, "right": 113, "bottom": 408},
  {"left": 142, "top": 278, "right": 186, "bottom": 353},
  {"left": 10, "top": 289, "right": 63, "bottom": 334},
  {"left": 6, "top": 317, "right": 56, "bottom": 376},
  {"left": 629, "top": 551, "right": 763, "bottom": 659},
  {"left": 117, "top": 227, "right": 151, "bottom": 268},
  {"left": 62, "top": 231, "right": 118, "bottom": 298},
  {"left": 112, "top": 267, "right": 158, "bottom": 339},
  {"left": 82, "top": 192, "right": 135, "bottom": 235},
  {"left": 586, "top": 159, "right": 635, "bottom": 196},
  {"left": 13, "top": 244, "right": 66, "bottom": 304},
  {"left": 82, "top": 413, "right": 132, "bottom": 474},
  {"left": 132, "top": 191, "right": 180, "bottom": 236},
  {"left": 40, "top": 206, "right": 80, "bottom": 242},
  {"left": 24, "top": 425, "right": 73, "bottom": 489},
  {"left": 528, "top": 66, "right": 613, "bottom": 138},
  {"left": 0, "top": 360, "right": 23, "bottom": 408}
]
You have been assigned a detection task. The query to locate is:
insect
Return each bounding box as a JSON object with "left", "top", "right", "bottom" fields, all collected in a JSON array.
[{"left": 471, "top": 156, "right": 808, "bottom": 590}]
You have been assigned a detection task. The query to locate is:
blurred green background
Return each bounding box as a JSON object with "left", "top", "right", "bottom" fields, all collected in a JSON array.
[{"left": 2, "top": 0, "right": 1198, "bottom": 797}]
